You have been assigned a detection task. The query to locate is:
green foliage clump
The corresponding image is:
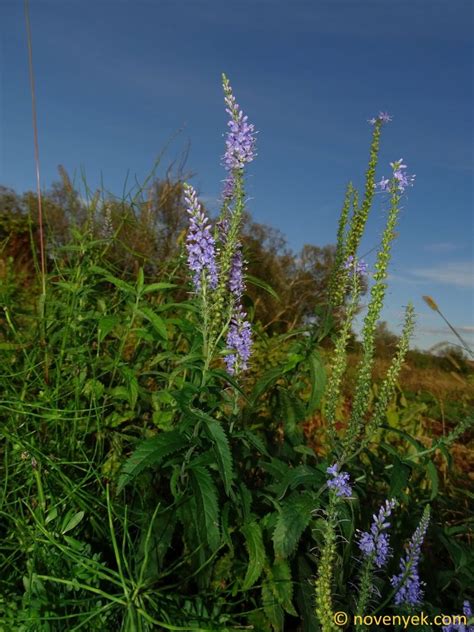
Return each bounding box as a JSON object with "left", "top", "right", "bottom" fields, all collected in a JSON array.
[{"left": 1, "top": 78, "right": 472, "bottom": 632}]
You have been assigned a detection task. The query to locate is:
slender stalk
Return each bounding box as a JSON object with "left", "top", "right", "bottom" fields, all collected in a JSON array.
[
  {"left": 24, "top": 0, "right": 46, "bottom": 298},
  {"left": 314, "top": 494, "right": 339, "bottom": 632}
]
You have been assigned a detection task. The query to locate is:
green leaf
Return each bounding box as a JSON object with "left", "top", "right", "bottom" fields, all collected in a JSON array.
[
  {"left": 90, "top": 265, "right": 135, "bottom": 293},
  {"left": 293, "top": 445, "right": 317, "bottom": 458},
  {"left": 272, "top": 558, "right": 298, "bottom": 616},
  {"left": 45, "top": 507, "right": 58, "bottom": 525},
  {"left": 237, "top": 429, "right": 270, "bottom": 458},
  {"left": 98, "top": 315, "right": 120, "bottom": 342},
  {"left": 137, "top": 267, "right": 144, "bottom": 293},
  {"left": 238, "top": 483, "right": 253, "bottom": 523},
  {"left": 296, "top": 555, "right": 319, "bottom": 632},
  {"left": 389, "top": 457, "right": 411, "bottom": 498},
  {"left": 241, "top": 521, "right": 266, "bottom": 590},
  {"left": 189, "top": 465, "right": 220, "bottom": 551},
  {"left": 138, "top": 307, "right": 168, "bottom": 340},
  {"left": 61, "top": 511, "right": 85, "bottom": 535},
  {"left": 82, "top": 378, "right": 105, "bottom": 399},
  {"left": 307, "top": 349, "right": 326, "bottom": 412},
  {"left": 381, "top": 425, "right": 425, "bottom": 452},
  {"left": 121, "top": 365, "right": 139, "bottom": 409},
  {"left": 249, "top": 366, "right": 284, "bottom": 405},
  {"left": 272, "top": 464, "right": 322, "bottom": 499},
  {"left": 246, "top": 274, "right": 280, "bottom": 300},
  {"left": 140, "top": 507, "right": 177, "bottom": 574},
  {"left": 273, "top": 492, "right": 314, "bottom": 558},
  {"left": 262, "top": 580, "right": 284, "bottom": 631},
  {"left": 203, "top": 418, "right": 234, "bottom": 495},
  {"left": 110, "top": 385, "right": 129, "bottom": 402},
  {"left": 0, "top": 342, "right": 28, "bottom": 350},
  {"left": 117, "top": 430, "right": 185, "bottom": 493},
  {"left": 143, "top": 282, "right": 178, "bottom": 293},
  {"left": 278, "top": 388, "right": 304, "bottom": 445},
  {"left": 426, "top": 460, "right": 439, "bottom": 500}
]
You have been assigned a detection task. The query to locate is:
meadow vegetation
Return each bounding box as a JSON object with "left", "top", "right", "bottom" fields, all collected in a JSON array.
[{"left": 0, "top": 76, "right": 472, "bottom": 631}]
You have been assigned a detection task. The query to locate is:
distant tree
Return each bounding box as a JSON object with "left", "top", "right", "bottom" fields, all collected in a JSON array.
[
  {"left": 0, "top": 173, "right": 368, "bottom": 335},
  {"left": 242, "top": 227, "right": 338, "bottom": 333}
]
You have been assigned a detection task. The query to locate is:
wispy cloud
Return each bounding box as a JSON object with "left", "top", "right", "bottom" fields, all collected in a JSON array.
[
  {"left": 423, "top": 241, "right": 462, "bottom": 254},
  {"left": 410, "top": 261, "right": 474, "bottom": 288}
]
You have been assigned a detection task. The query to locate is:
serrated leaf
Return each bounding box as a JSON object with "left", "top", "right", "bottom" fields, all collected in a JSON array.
[
  {"left": 117, "top": 430, "right": 184, "bottom": 493},
  {"left": 262, "top": 580, "right": 284, "bottom": 631},
  {"left": 273, "top": 492, "right": 315, "bottom": 558},
  {"left": 238, "top": 429, "right": 270, "bottom": 458},
  {"left": 272, "top": 464, "right": 322, "bottom": 500},
  {"left": 190, "top": 465, "right": 220, "bottom": 551},
  {"left": 271, "top": 558, "right": 297, "bottom": 617},
  {"left": 238, "top": 483, "right": 253, "bottom": 522},
  {"left": 121, "top": 365, "right": 139, "bottom": 409},
  {"left": 241, "top": 521, "right": 266, "bottom": 590},
  {"left": 203, "top": 419, "right": 234, "bottom": 494}
]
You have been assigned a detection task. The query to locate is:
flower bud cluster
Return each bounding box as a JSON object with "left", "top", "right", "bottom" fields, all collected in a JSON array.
[
  {"left": 326, "top": 463, "right": 352, "bottom": 498},
  {"left": 357, "top": 499, "right": 397, "bottom": 568},
  {"left": 368, "top": 111, "right": 393, "bottom": 125},
  {"left": 391, "top": 505, "right": 430, "bottom": 606},
  {"left": 344, "top": 255, "right": 368, "bottom": 276},
  {"left": 378, "top": 158, "right": 415, "bottom": 194},
  {"left": 184, "top": 184, "right": 218, "bottom": 291},
  {"left": 184, "top": 76, "right": 255, "bottom": 376},
  {"left": 222, "top": 76, "right": 256, "bottom": 172}
]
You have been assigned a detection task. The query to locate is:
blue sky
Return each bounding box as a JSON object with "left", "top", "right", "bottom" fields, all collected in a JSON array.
[{"left": 2, "top": 0, "right": 473, "bottom": 351}]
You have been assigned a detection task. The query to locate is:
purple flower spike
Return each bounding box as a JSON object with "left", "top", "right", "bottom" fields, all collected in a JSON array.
[
  {"left": 377, "top": 176, "right": 391, "bottom": 192},
  {"left": 442, "top": 600, "right": 474, "bottom": 632},
  {"left": 358, "top": 499, "right": 397, "bottom": 568},
  {"left": 344, "top": 255, "right": 368, "bottom": 276},
  {"left": 225, "top": 306, "right": 252, "bottom": 375},
  {"left": 378, "top": 111, "right": 393, "bottom": 124},
  {"left": 368, "top": 111, "right": 393, "bottom": 125},
  {"left": 377, "top": 158, "right": 415, "bottom": 194},
  {"left": 326, "top": 464, "right": 352, "bottom": 498},
  {"left": 391, "top": 506, "right": 430, "bottom": 606},
  {"left": 390, "top": 158, "right": 416, "bottom": 193},
  {"left": 184, "top": 184, "right": 218, "bottom": 291},
  {"left": 222, "top": 77, "right": 256, "bottom": 171}
]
